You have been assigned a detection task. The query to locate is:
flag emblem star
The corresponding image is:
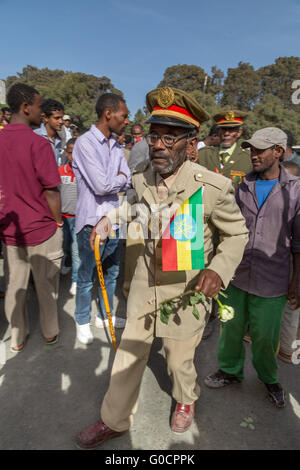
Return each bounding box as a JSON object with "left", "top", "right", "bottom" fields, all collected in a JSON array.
[{"left": 170, "top": 214, "right": 197, "bottom": 241}]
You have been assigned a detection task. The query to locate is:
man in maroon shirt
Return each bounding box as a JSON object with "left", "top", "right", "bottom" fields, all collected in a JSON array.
[{"left": 0, "top": 83, "right": 63, "bottom": 352}]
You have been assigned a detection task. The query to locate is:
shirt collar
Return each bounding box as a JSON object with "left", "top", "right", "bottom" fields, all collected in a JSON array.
[
  {"left": 90, "top": 125, "right": 118, "bottom": 149},
  {"left": 39, "top": 122, "right": 48, "bottom": 137},
  {"left": 244, "top": 164, "right": 295, "bottom": 186},
  {"left": 155, "top": 162, "right": 185, "bottom": 190},
  {"left": 219, "top": 142, "right": 237, "bottom": 156},
  {"left": 39, "top": 123, "right": 61, "bottom": 145}
]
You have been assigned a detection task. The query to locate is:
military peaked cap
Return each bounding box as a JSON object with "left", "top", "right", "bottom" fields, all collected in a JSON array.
[{"left": 146, "top": 87, "right": 210, "bottom": 130}]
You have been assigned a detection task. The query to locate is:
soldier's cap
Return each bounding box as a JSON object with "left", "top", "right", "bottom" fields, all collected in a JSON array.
[
  {"left": 241, "top": 127, "right": 287, "bottom": 151},
  {"left": 213, "top": 109, "right": 247, "bottom": 128},
  {"left": 146, "top": 87, "right": 210, "bottom": 130}
]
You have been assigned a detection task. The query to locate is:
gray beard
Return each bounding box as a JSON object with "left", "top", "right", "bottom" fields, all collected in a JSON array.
[
  {"left": 151, "top": 161, "right": 175, "bottom": 175},
  {"left": 151, "top": 145, "right": 187, "bottom": 175}
]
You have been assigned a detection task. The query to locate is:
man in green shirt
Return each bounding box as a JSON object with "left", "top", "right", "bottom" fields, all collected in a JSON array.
[{"left": 198, "top": 109, "right": 252, "bottom": 187}]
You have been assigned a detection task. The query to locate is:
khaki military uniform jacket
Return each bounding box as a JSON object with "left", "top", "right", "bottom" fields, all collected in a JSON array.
[
  {"left": 108, "top": 160, "right": 248, "bottom": 340},
  {"left": 198, "top": 144, "right": 252, "bottom": 187}
]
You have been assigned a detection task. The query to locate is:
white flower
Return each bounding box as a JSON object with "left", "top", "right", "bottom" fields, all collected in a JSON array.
[{"left": 219, "top": 305, "right": 235, "bottom": 323}]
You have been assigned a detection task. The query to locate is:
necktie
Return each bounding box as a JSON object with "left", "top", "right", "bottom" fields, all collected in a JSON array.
[{"left": 220, "top": 152, "right": 229, "bottom": 166}]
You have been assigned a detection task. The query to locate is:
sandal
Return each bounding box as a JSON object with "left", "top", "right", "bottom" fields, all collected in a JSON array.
[
  {"left": 278, "top": 350, "right": 292, "bottom": 363},
  {"left": 10, "top": 343, "right": 24, "bottom": 353}
]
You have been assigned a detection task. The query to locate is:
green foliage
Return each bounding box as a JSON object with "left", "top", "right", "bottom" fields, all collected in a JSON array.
[
  {"left": 258, "top": 57, "right": 300, "bottom": 110},
  {"left": 5, "top": 57, "right": 300, "bottom": 142},
  {"left": 159, "top": 290, "right": 206, "bottom": 325},
  {"left": 157, "top": 57, "right": 300, "bottom": 143},
  {"left": 158, "top": 64, "right": 207, "bottom": 94},
  {"left": 132, "top": 108, "right": 150, "bottom": 133},
  {"left": 190, "top": 91, "right": 220, "bottom": 139},
  {"left": 222, "top": 62, "right": 260, "bottom": 110},
  {"left": 244, "top": 94, "right": 300, "bottom": 140},
  {"left": 159, "top": 290, "right": 231, "bottom": 325},
  {"left": 6, "top": 65, "right": 123, "bottom": 131},
  {"left": 207, "top": 66, "right": 224, "bottom": 103}
]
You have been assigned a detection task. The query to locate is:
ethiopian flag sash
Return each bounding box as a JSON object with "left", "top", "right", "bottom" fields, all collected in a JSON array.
[{"left": 162, "top": 187, "right": 205, "bottom": 271}]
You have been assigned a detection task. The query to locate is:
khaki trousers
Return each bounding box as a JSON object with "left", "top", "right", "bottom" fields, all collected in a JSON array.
[
  {"left": 4, "top": 229, "right": 63, "bottom": 348},
  {"left": 280, "top": 302, "right": 300, "bottom": 355},
  {"left": 122, "top": 223, "right": 145, "bottom": 299},
  {"left": 100, "top": 314, "right": 204, "bottom": 432}
]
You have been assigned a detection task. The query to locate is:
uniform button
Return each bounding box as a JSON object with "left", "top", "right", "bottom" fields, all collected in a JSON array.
[{"left": 156, "top": 280, "right": 161, "bottom": 286}]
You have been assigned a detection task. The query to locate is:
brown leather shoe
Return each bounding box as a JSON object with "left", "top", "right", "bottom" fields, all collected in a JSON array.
[
  {"left": 75, "top": 420, "right": 124, "bottom": 449},
  {"left": 171, "top": 402, "right": 195, "bottom": 433},
  {"left": 44, "top": 335, "right": 58, "bottom": 345}
]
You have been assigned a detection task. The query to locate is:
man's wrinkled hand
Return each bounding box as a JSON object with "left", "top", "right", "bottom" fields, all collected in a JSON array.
[
  {"left": 89, "top": 216, "right": 111, "bottom": 251},
  {"left": 195, "top": 269, "right": 222, "bottom": 298}
]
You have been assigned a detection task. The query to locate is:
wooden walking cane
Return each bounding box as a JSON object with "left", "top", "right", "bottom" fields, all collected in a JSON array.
[{"left": 94, "top": 234, "right": 117, "bottom": 352}]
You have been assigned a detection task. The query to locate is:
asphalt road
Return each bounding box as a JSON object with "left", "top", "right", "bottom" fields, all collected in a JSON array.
[{"left": 0, "top": 254, "right": 299, "bottom": 451}]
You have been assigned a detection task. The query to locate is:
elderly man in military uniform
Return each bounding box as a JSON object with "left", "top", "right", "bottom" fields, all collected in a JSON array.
[
  {"left": 198, "top": 109, "right": 252, "bottom": 187},
  {"left": 75, "top": 87, "right": 248, "bottom": 449}
]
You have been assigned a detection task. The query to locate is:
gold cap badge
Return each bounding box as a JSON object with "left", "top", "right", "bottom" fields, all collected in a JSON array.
[
  {"left": 157, "top": 87, "right": 175, "bottom": 108},
  {"left": 225, "top": 111, "right": 235, "bottom": 121}
]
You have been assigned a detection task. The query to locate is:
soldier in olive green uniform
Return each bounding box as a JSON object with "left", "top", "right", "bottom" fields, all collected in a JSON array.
[
  {"left": 198, "top": 109, "right": 252, "bottom": 187},
  {"left": 75, "top": 88, "right": 248, "bottom": 449}
]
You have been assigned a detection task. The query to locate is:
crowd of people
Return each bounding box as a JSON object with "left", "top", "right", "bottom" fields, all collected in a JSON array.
[{"left": 0, "top": 82, "right": 299, "bottom": 449}]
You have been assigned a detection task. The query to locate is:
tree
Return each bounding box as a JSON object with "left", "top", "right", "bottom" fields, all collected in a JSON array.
[
  {"left": 245, "top": 94, "right": 300, "bottom": 142},
  {"left": 189, "top": 91, "right": 220, "bottom": 139},
  {"left": 207, "top": 66, "right": 224, "bottom": 104},
  {"left": 5, "top": 66, "right": 123, "bottom": 131},
  {"left": 157, "top": 58, "right": 300, "bottom": 143},
  {"left": 158, "top": 64, "right": 207, "bottom": 94},
  {"left": 221, "top": 62, "right": 260, "bottom": 110},
  {"left": 206, "top": 93, "right": 300, "bottom": 142},
  {"left": 132, "top": 108, "right": 150, "bottom": 133},
  {"left": 258, "top": 57, "right": 300, "bottom": 111}
]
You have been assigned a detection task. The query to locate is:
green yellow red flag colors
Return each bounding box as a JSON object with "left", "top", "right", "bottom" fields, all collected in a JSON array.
[{"left": 162, "top": 187, "right": 205, "bottom": 271}]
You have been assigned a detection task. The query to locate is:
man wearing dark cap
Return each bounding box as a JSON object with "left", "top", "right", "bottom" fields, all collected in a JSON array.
[
  {"left": 198, "top": 109, "right": 252, "bottom": 187},
  {"left": 205, "top": 127, "right": 300, "bottom": 408},
  {"left": 75, "top": 87, "right": 248, "bottom": 448}
]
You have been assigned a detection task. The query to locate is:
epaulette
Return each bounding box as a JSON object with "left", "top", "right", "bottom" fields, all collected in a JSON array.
[
  {"left": 198, "top": 145, "right": 218, "bottom": 156},
  {"left": 202, "top": 145, "right": 215, "bottom": 150},
  {"left": 192, "top": 166, "right": 228, "bottom": 190}
]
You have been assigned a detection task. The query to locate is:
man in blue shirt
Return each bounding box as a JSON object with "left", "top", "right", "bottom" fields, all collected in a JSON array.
[
  {"left": 205, "top": 127, "right": 300, "bottom": 409},
  {"left": 35, "top": 99, "right": 65, "bottom": 166}
]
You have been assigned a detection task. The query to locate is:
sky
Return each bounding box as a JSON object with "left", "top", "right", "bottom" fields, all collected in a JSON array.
[{"left": 1, "top": 0, "right": 300, "bottom": 117}]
